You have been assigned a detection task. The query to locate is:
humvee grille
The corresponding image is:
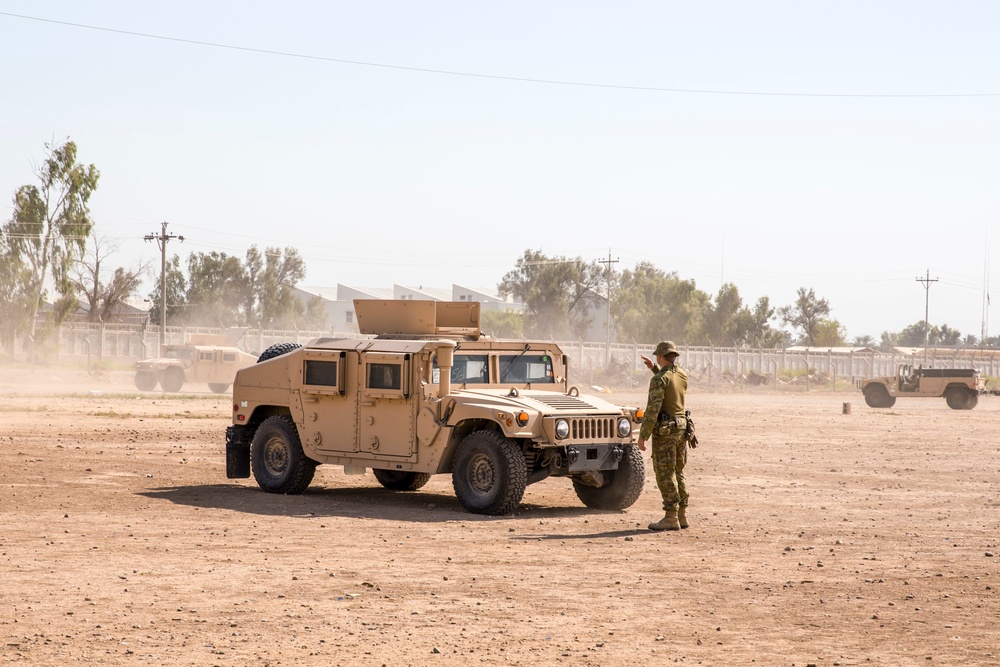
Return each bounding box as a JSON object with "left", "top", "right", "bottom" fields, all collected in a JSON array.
[{"left": 570, "top": 417, "right": 617, "bottom": 441}]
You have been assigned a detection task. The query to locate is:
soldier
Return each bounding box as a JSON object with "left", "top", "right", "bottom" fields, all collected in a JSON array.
[{"left": 637, "top": 341, "right": 690, "bottom": 531}]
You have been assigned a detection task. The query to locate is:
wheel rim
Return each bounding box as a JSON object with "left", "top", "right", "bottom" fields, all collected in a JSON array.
[
  {"left": 468, "top": 453, "right": 496, "bottom": 493},
  {"left": 263, "top": 436, "right": 289, "bottom": 476}
]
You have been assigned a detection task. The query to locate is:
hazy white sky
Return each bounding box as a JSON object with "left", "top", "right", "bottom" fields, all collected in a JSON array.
[{"left": 2, "top": 2, "right": 998, "bottom": 342}]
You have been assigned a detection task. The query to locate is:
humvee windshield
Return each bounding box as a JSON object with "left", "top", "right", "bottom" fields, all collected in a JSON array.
[
  {"left": 165, "top": 348, "right": 193, "bottom": 360},
  {"left": 499, "top": 354, "right": 554, "bottom": 384},
  {"left": 433, "top": 354, "right": 489, "bottom": 384}
]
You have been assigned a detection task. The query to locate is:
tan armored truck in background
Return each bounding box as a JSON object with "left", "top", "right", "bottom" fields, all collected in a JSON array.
[
  {"left": 858, "top": 364, "right": 982, "bottom": 409},
  {"left": 225, "top": 300, "right": 645, "bottom": 515},
  {"left": 135, "top": 334, "right": 257, "bottom": 393}
]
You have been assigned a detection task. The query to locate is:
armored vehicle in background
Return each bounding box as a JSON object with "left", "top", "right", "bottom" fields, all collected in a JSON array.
[
  {"left": 858, "top": 364, "right": 982, "bottom": 410},
  {"left": 135, "top": 334, "right": 257, "bottom": 393},
  {"left": 225, "top": 300, "right": 645, "bottom": 515}
]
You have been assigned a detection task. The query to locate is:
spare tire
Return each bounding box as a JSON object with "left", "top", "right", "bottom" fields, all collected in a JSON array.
[{"left": 257, "top": 342, "right": 302, "bottom": 363}]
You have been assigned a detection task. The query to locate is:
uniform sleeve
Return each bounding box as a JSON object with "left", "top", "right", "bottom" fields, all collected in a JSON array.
[{"left": 638, "top": 374, "right": 665, "bottom": 440}]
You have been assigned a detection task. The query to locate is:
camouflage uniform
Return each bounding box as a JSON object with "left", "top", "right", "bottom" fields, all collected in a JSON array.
[{"left": 638, "top": 354, "right": 689, "bottom": 512}]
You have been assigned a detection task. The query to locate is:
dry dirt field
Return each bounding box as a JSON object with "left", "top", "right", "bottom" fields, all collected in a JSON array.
[{"left": 1, "top": 367, "right": 998, "bottom": 667}]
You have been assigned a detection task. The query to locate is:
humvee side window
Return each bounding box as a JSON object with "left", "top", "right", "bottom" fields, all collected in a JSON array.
[
  {"left": 199, "top": 351, "right": 214, "bottom": 362},
  {"left": 223, "top": 352, "right": 237, "bottom": 363},
  {"left": 499, "top": 354, "right": 555, "bottom": 384},
  {"left": 305, "top": 360, "right": 339, "bottom": 387},
  {"left": 368, "top": 363, "right": 401, "bottom": 390}
]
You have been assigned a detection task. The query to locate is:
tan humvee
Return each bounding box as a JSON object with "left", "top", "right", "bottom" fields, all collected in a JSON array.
[
  {"left": 135, "top": 334, "right": 257, "bottom": 393},
  {"left": 225, "top": 300, "right": 645, "bottom": 515},
  {"left": 857, "top": 364, "right": 982, "bottom": 409}
]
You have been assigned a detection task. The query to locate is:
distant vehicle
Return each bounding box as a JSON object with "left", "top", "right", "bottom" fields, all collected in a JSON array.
[
  {"left": 857, "top": 364, "right": 982, "bottom": 409},
  {"left": 135, "top": 335, "right": 257, "bottom": 393},
  {"left": 225, "top": 300, "right": 645, "bottom": 515}
]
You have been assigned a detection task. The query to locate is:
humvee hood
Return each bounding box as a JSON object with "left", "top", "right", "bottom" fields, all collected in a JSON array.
[{"left": 453, "top": 388, "right": 625, "bottom": 414}]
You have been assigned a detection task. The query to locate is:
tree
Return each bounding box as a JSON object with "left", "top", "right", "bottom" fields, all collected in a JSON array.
[
  {"left": 0, "top": 230, "right": 33, "bottom": 354},
  {"left": 71, "top": 233, "right": 148, "bottom": 323},
  {"left": 610, "top": 262, "right": 708, "bottom": 343},
  {"left": 853, "top": 334, "right": 875, "bottom": 347},
  {"left": 185, "top": 251, "right": 245, "bottom": 327},
  {"left": 698, "top": 284, "right": 783, "bottom": 347},
  {"left": 778, "top": 288, "right": 831, "bottom": 345},
  {"left": 480, "top": 309, "right": 526, "bottom": 339},
  {"left": 253, "top": 247, "right": 308, "bottom": 329},
  {"left": 5, "top": 140, "right": 99, "bottom": 356},
  {"left": 812, "top": 318, "right": 847, "bottom": 347},
  {"left": 498, "top": 250, "right": 604, "bottom": 339},
  {"left": 148, "top": 254, "right": 187, "bottom": 327}
]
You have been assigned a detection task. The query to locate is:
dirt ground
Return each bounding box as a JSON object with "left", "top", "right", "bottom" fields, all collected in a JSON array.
[{"left": 1, "top": 367, "right": 998, "bottom": 667}]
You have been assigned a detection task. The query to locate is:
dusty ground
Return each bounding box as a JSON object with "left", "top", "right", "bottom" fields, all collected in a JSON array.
[{"left": 1, "top": 367, "right": 998, "bottom": 667}]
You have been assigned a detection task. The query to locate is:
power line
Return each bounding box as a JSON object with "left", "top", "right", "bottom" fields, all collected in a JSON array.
[{"left": 2, "top": 10, "right": 999, "bottom": 99}]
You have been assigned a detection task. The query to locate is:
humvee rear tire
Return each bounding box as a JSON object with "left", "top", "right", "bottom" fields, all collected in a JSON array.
[
  {"left": 251, "top": 415, "right": 317, "bottom": 494},
  {"left": 572, "top": 444, "right": 645, "bottom": 511},
  {"left": 134, "top": 371, "right": 157, "bottom": 392},
  {"left": 373, "top": 469, "right": 432, "bottom": 491},
  {"left": 161, "top": 367, "right": 185, "bottom": 392},
  {"left": 208, "top": 383, "right": 230, "bottom": 394},
  {"left": 863, "top": 385, "right": 894, "bottom": 408},
  {"left": 452, "top": 430, "right": 527, "bottom": 515},
  {"left": 258, "top": 342, "right": 302, "bottom": 363},
  {"left": 945, "top": 387, "right": 975, "bottom": 410}
]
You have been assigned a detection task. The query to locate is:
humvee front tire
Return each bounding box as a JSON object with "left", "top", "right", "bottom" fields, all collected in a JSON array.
[
  {"left": 945, "top": 387, "right": 976, "bottom": 410},
  {"left": 161, "top": 367, "right": 185, "bottom": 393},
  {"left": 208, "top": 383, "right": 230, "bottom": 394},
  {"left": 572, "top": 444, "right": 645, "bottom": 510},
  {"left": 452, "top": 430, "right": 527, "bottom": 515},
  {"left": 373, "top": 469, "right": 432, "bottom": 491},
  {"left": 251, "top": 415, "right": 317, "bottom": 494},
  {"left": 258, "top": 342, "right": 302, "bottom": 363},
  {"left": 864, "top": 384, "right": 895, "bottom": 408},
  {"left": 134, "top": 371, "right": 157, "bottom": 391}
]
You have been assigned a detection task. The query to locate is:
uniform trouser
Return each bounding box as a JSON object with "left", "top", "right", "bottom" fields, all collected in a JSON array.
[{"left": 651, "top": 432, "right": 688, "bottom": 511}]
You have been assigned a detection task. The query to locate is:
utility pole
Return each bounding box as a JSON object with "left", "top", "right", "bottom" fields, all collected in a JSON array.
[
  {"left": 597, "top": 250, "right": 619, "bottom": 366},
  {"left": 915, "top": 269, "right": 938, "bottom": 365},
  {"left": 144, "top": 222, "right": 184, "bottom": 354}
]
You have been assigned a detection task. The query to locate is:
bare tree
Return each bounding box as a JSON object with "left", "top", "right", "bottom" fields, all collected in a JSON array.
[{"left": 71, "top": 232, "right": 149, "bottom": 323}]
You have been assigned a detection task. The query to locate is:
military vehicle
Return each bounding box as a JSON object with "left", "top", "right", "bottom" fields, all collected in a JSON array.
[
  {"left": 857, "top": 364, "right": 982, "bottom": 409},
  {"left": 135, "top": 334, "right": 257, "bottom": 393},
  {"left": 225, "top": 300, "right": 645, "bottom": 515}
]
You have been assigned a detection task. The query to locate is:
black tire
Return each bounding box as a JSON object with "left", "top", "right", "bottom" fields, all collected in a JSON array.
[
  {"left": 251, "top": 415, "right": 317, "bottom": 494},
  {"left": 208, "top": 383, "right": 230, "bottom": 394},
  {"left": 451, "top": 430, "right": 527, "bottom": 515},
  {"left": 864, "top": 384, "right": 893, "bottom": 408},
  {"left": 572, "top": 444, "right": 645, "bottom": 510},
  {"left": 373, "top": 469, "right": 433, "bottom": 491},
  {"left": 160, "top": 367, "right": 185, "bottom": 393},
  {"left": 945, "top": 387, "right": 974, "bottom": 410},
  {"left": 134, "top": 371, "right": 157, "bottom": 392},
  {"left": 257, "top": 342, "right": 302, "bottom": 363}
]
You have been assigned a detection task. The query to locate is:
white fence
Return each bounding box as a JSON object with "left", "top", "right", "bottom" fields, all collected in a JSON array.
[{"left": 38, "top": 322, "right": 1000, "bottom": 386}]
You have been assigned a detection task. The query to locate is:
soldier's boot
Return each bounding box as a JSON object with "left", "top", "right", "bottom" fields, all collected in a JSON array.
[
  {"left": 678, "top": 506, "right": 689, "bottom": 529},
  {"left": 648, "top": 508, "right": 681, "bottom": 531}
]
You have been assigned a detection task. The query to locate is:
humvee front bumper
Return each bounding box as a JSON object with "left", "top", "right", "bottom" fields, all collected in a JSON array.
[{"left": 564, "top": 443, "right": 624, "bottom": 473}]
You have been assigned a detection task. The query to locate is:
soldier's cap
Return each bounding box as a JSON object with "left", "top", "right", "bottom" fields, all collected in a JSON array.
[{"left": 654, "top": 341, "right": 680, "bottom": 358}]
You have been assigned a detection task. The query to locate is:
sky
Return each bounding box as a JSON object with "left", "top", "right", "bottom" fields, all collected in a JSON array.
[{"left": 1, "top": 2, "right": 999, "bottom": 343}]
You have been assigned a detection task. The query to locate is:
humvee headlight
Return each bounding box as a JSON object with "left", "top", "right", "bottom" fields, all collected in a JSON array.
[
  {"left": 554, "top": 419, "right": 570, "bottom": 439},
  {"left": 617, "top": 417, "right": 632, "bottom": 438}
]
